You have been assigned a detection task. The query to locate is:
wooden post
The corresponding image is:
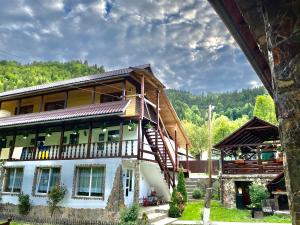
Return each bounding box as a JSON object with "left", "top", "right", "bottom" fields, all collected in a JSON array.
[
  {"left": 155, "top": 90, "right": 160, "bottom": 150},
  {"left": 64, "top": 91, "right": 68, "bottom": 108},
  {"left": 9, "top": 132, "right": 16, "bottom": 160},
  {"left": 257, "top": 147, "right": 263, "bottom": 173},
  {"left": 33, "top": 130, "right": 38, "bottom": 160},
  {"left": 175, "top": 129, "right": 178, "bottom": 170},
  {"left": 140, "top": 75, "right": 145, "bottom": 119},
  {"left": 16, "top": 99, "right": 21, "bottom": 115},
  {"left": 186, "top": 143, "right": 190, "bottom": 171},
  {"left": 137, "top": 120, "right": 141, "bottom": 159},
  {"left": 87, "top": 122, "right": 93, "bottom": 158},
  {"left": 221, "top": 148, "right": 225, "bottom": 174},
  {"left": 59, "top": 125, "right": 65, "bottom": 159},
  {"left": 122, "top": 80, "right": 126, "bottom": 100},
  {"left": 39, "top": 95, "right": 44, "bottom": 112},
  {"left": 92, "top": 86, "right": 96, "bottom": 104},
  {"left": 118, "top": 122, "right": 124, "bottom": 157},
  {"left": 141, "top": 127, "right": 144, "bottom": 159}
]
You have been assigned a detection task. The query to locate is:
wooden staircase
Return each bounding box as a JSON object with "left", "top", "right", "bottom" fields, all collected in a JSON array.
[{"left": 145, "top": 126, "right": 176, "bottom": 188}]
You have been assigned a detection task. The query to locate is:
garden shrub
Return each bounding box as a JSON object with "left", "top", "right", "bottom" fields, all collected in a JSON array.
[
  {"left": 177, "top": 168, "right": 187, "bottom": 203},
  {"left": 18, "top": 193, "right": 31, "bottom": 215},
  {"left": 47, "top": 184, "right": 67, "bottom": 216},
  {"left": 248, "top": 183, "right": 270, "bottom": 209},
  {"left": 119, "top": 203, "right": 140, "bottom": 225},
  {"left": 192, "top": 188, "right": 204, "bottom": 199},
  {"left": 168, "top": 187, "right": 185, "bottom": 218}
]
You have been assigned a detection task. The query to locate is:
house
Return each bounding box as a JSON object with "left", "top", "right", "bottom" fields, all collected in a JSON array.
[
  {"left": 0, "top": 64, "right": 190, "bottom": 220},
  {"left": 214, "top": 117, "right": 283, "bottom": 209}
]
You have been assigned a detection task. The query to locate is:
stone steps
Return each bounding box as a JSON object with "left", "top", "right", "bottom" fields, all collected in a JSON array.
[
  {"left": 148, "top": 212, "right": 168, "bottom": 223},
  {"left": 185, "top": 178, "right": 201, "bottom": 201},
  {"left": 151, "top": 217, "right": 177, "bottom": 225}
]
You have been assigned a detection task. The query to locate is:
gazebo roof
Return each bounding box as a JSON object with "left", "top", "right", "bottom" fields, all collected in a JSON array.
[{"left": 214, "top": 117, "right": 279, "bottom": 149}]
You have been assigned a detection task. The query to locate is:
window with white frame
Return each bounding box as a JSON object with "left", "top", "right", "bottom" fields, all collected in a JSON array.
[
  {"left": 125, "top": 169, "right": 133, "bottom": 197},
  {"left": 3, "top": 167, "right": 23, "bottom": 193},
  {"left": 76, "top": 167, "right": 105, "bottom": 197},
  {"left": 36, "top": 167, "right": 60, "bottom": 194}
]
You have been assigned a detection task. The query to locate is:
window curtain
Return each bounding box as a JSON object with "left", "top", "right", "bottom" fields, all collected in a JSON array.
[
  {"left": 13, "top": 168, "right": 23, "bottom": 192},
  {"left": 38, "top": 169, "right": 50, "bottom": 193},
  {"left": 91, "top": 167, "right": 104, "bottom": 196},
  {"left": 77, "top": 168, "right": 90, "bottom": 196},
  {"left": 49, "top": 168, "right": 60, "bottom": 191}
]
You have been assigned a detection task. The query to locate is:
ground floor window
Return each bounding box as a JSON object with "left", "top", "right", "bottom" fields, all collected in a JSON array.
[
  {"left": 3, "top": 167, "right": 23, "bottom": 193},
  {"left": 76, "top": 167, "right": 105, "bottom": 197},
  {"left": 125, "top": 169, "right": 133, "bottom": 197},
  {"left": 36, "top": 167, "right": 60, "bottom": 194}
]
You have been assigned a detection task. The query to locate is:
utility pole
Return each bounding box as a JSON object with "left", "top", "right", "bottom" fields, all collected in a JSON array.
[{"left": 203, "top": 104, "right": 213, "bottom": 225}]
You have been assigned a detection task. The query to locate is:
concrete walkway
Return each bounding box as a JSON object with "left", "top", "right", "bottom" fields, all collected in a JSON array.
[{"left": 172, "top": 221, "right": 291, "bottom": 225}]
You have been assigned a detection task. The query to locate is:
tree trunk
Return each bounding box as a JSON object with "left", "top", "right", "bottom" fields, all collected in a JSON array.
[{"left": 261, "top": 1, "right": 300, "bottom": 224}]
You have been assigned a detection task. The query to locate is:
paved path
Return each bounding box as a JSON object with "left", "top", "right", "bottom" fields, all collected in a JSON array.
[{"left": 172, "top": 221, "right": 291, "bottom": 225}]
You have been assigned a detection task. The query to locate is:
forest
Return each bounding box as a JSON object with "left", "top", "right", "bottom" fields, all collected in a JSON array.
[{"left": 0, "top": 60, "right": 276, "bottom": 158}]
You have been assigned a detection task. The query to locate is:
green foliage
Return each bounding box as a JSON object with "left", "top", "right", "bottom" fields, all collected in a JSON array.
[
  {"left": 177, "top": 168, "right": 187, "bottom": 203},
  {"left": 253, "top": 95, "right": 277, "bottom": 124},
  {"left": 18, "top": 193, "right": 31, "bottom": 215},
  {"left": 168, "top": 187, "right": 185, "bottom": 218},
  {"left": 140, "top": 212, "right": 150, "bottom": 225},
  {"left": 47, "top": 185, "right": 67, "bottom": 216},
  {"left": 0, "top": 60, "right": 104, "bottom": 92},
  {"left": 119, "top": 203, "right": 140, "bottom": 225},
  {"left": 192, "top": 188, "right": 204, "bottom": 199},
  {"left": 248, "top": 183, "right": 270, "bottom": 209}
]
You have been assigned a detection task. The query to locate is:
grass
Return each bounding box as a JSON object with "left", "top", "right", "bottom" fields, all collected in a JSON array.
[{"left": 179, "top": 200, "right": 291, "bottom": 223}]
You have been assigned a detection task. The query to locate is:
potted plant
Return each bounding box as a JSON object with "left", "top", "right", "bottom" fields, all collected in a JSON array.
[
  {"left": 127, "top": 121, "right": 137, "bottom": 131},
  {"left": 248, "top": 183, "right": 270, "bottom": 218},
  {"left": 144, "top": 122, "right": 153, "bottom": 130}
]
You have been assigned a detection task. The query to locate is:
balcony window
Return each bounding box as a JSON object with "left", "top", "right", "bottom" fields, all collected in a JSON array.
[
  {"left": 100, "top": 92, "right": 122, "bottom": 103},
  {"left": 44, "top": 101, "right": 65, "bottom": 111},
  {"left": 15, "top": 105, "right": 34, "bottom": 115},
  {"left": 3, "top": 167, "right": 23, "bottom": 193},
  {"left": 107, "top": 130, "right": 120, "bottom": 142},
  {"left": 75, "top": 167, "right": 105, "bottom": 197},
  {"left": 36, "top": 167, "right": 60, "bottom": 194}
]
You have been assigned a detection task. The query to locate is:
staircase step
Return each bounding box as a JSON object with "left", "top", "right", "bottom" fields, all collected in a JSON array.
[
  {"left": 148, "top": 212, "right": 167, "bottom": 223},
  {"left": 151, "top": 218, "right": 177, "bottom": 225}
]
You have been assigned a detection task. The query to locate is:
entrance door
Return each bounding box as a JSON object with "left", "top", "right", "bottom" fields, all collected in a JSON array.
[
  {"left": 235, "top": 181, "right": 252, "bottom": 209},
  {"left": 124, "top": 169, "right": 134, "bottom": 206}
]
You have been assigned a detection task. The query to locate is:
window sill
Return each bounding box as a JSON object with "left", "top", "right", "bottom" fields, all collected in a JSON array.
[
  {"left": 2, "top": 192, "right": 20, "bottom": 196},
  {"left": 72, "top": 195, "right": 104, "bottom": 200}
]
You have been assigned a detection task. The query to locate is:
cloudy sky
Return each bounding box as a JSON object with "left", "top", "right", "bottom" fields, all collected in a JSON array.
[{"left": 0, "top": 0, "right": 262, "bottom": 93}]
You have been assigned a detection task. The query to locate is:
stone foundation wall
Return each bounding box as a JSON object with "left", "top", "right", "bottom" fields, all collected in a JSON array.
[
  {"left": 221, "top": 174, "right": 277, "bottom": 208},
  {"left": 0, "top": 203, "right": 118, "bottom": 222}
]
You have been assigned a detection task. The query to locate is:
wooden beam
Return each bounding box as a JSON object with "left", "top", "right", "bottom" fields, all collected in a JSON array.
[
  {"left": 118, "top": 122, "right": 124, "bottom": 157},
  {"left": 9, "top": 132, "right": 16, "bottom": 160},
  {"left": 59, "top": 125, "right": 65, "bottom": 159},
  {"left": 122, "top": 80, "right": 126, "bottom": 100},
  {"left": 33, "top": 129, "right": 39, "bottom": 160},
  {"left": 92, "top": 86, "right": 96, "bottom": 104},
  {"left": 140, "top": 75, "right": 145, "bottom": 120},
  {"left": 39, "top": 95, "right": 44, "bottom": 112},
  {"left": 186, "top": 143, "right": 190, "bottom": 171},
  {"left": 175, "top": 129, "right": 178, "bottom": 170},
  {"left": 16, "top": 99, "right": 21, "bottom": 115},
  {"left": 64, "top": 91, "right": 68, "bottom": 108},
  {"left": 87, "top": 122, "right": 93, "bottom": 158}
]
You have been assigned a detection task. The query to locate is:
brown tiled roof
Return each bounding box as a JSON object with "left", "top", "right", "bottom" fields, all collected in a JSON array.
[
  {"left": 0, "top": 64, "right": 150, "bottom": 100},
  {"left": 0, "top": 100, "right": 129, "bottom": 128}
]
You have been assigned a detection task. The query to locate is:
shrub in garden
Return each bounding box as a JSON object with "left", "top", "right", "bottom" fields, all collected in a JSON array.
[
  {"left": 47, "top": 184, "right": 67, "bottom": 216},
  {"left": 119, "top": 203, "right": 140, "bottom": 225},
  {"left": 168, "top": 187, "right": 185, "bottom": 218},
  {"left": 248, "top": 183, "right": 270, "bottom": 209},
  {"left": 177, "top": 168, "right": 187, "bottom": 203},
  {"left": 192, "top": 188, "right": 204, "bottom": 199},
  {"left": 18, "top": 193, "right": 31, "bottom": 215}
]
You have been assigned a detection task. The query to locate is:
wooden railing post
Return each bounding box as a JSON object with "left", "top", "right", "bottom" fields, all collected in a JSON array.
[
  {"left": 257, "top": 148, "right": 263, "bottom": 173},
  {"left": 59, "top": 125, "right": 65, "bottom": 159},
  {"left": 87, "top": 122, "right": 92, "bottom": 158}
]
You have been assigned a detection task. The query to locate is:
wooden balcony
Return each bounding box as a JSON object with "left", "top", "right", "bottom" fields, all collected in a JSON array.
[
  {"left": 9, "top": 140, "right": 138, "bottom": 161},
  {"left": 223, "top": 160, "right": 283, "bottom": 174}
]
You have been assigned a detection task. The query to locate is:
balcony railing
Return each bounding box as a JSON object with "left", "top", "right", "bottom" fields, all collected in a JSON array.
[
  {"left": 223, "top": 160, "right": 283, "bottom": 174},
  {"left": 10, "top": 140, "right": 138, "bottom": 161}
]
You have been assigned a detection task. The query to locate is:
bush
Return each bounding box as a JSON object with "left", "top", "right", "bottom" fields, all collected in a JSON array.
[
  {"left": 168, "top": 187, "right": 185, "bottom": 218},
  {"left": 18, "top": 193, "right": 31, "bottom": 215},
  {"left": 47, "top": 185, "right": 67, "bottom": 216},
  {"left": 177, "top": 168, "right": 187, "bottom": 203},
  {"left": 248, "top": 183, "right": 270, "bottom": 209},
  {"left": 192, "top": 188, "right": 204, "bottom": 199},
  {"left": 119, "top": 203, "right": 140, "bottom": 225}
]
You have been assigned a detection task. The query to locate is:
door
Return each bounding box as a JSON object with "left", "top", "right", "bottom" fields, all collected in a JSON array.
[
  {"left": 124, "top": 169, "right": 134, "bottom": 206},
  {"left": 235, "top": 181, "right": 252, "bottom": 209}
]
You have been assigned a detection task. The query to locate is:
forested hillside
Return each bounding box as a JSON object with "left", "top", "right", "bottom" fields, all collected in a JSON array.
[
  {"left": 166, "top": 87, "right": 267, "bottom": 121},
  {"left": 0, "top": 60, "right": 104, "bottom": 92}
]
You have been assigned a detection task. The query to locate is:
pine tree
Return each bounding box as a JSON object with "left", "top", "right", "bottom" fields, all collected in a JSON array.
[{"left": 177, "top": 168, "right": 187, "bottom": 203}]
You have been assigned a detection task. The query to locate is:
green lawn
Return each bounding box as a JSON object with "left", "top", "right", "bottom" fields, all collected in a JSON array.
[{"left": 179, "top": 200, "right": 291, "bottom": 223}]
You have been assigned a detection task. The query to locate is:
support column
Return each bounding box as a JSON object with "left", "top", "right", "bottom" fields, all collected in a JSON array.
[
  {"left": 118, "top": 122, "right": 124, "bottom": 157},
  {"left": 261, "top": 1, "right": 300, "bottom": 224},
  {"left": 257, "top": 148, "right": 263, "bottom": 173},
  {"left": 175, "top": 129, "right": 178, "bottom": 170},
  {"left": 122, "top": 80, "right": 126, "bottom": 100},
  {"left": 87, "top": 122, "right": 93, "bottom": 158},
  {"left": 39, "top": 95, "right": 44, "bottom": 112},
  {"left": 9, "top": 132, "right": 16, "bottom": 160},
  {"left": 64, "top": 91, "right": 68, "bottom": 108},
  {"left": 16, "top": 99, "right": 21, "bottom": 115},
  {"left": 59, "top": 125, "right": 65, "bottom": 159},
  {"left": 186, "top": 143, "right": 190, "bottom": 171}
]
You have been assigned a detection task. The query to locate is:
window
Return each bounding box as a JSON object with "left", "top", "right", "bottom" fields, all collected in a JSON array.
[
  {"left": 100, "top": 92, "right": 122, "bottom": 103},
  {"left": 36, "top": 168, "right": 60, "bottom": 194},
  {"left": 69, "top": 133, "right": 79, "bottom": 145},
  {"left": 107, "top": 130, "right": 120, "bottom": 142},
  {"left": 76, "top": 167, "right": 105, "bottom": 197},
  {"left": 19, "top": 105, "right": 34, "bottom": 115},
  {"left": 3, "top": 168, "right": 23, "bottom": 193},
  {"left": 44, "top": 101, "right": 65, "bottom": 111}
]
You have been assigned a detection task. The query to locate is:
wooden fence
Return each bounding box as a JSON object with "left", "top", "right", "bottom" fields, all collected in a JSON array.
[
  {"left": 180, "top": 160, "right": 219, "bottom": 174},
  {"left": 0, "top": 214, "right": 117, "bottom": 225}
]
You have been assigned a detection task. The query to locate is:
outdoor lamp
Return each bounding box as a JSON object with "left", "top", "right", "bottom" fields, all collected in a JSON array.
[
  {"left": 46, "top": 131, "right": 52, "bottom": 137},
  {"left": 102, "top": 128, "right": 107, "bottom": 132},
  {"left": 23, "top": 134, "right": 28, "bottom": 140}
]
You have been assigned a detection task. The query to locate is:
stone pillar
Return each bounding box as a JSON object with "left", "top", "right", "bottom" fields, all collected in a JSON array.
[
  {"left": 261, "top": 1, "right": 300, "bottom": 224},
  {"left": 133, "top": 161, "right": 140, "bottom": 203}
]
